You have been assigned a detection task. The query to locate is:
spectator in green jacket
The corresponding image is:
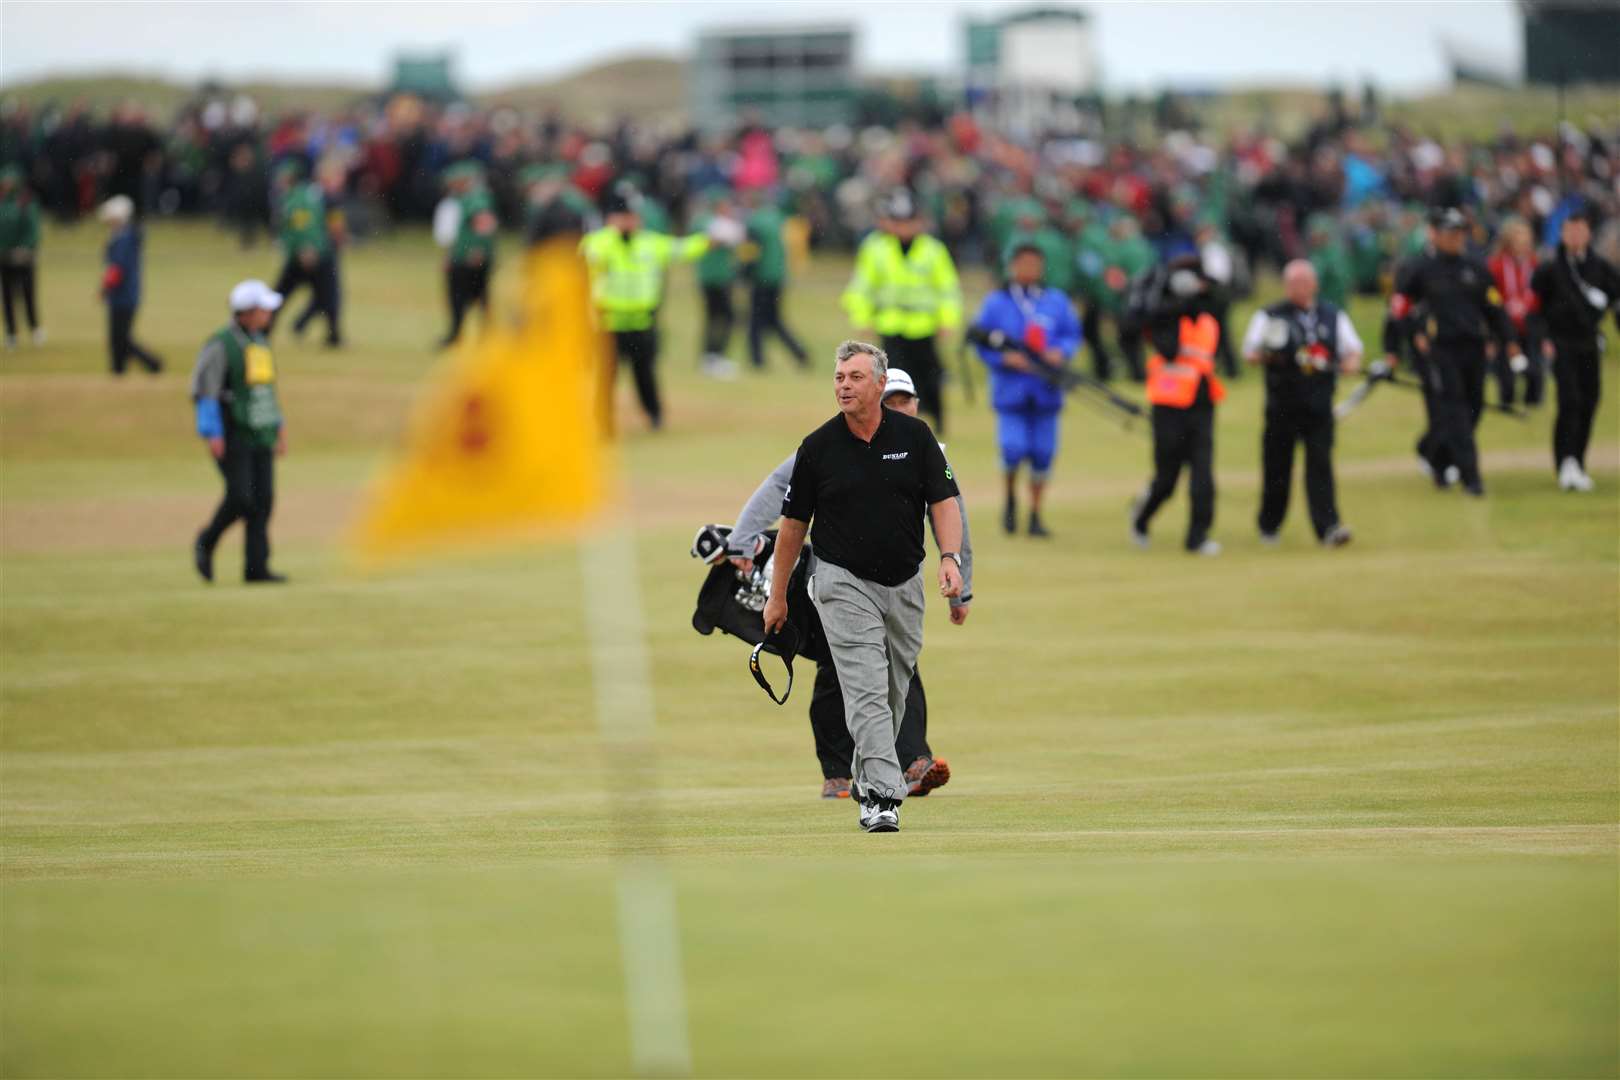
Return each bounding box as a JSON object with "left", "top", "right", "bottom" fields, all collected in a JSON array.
[
  {"left": 519, "top": 163, "right": 596, "bottom": 240},
  {"left": 1307, "top": 215, "right": 1352, "bottom": 309},
  {"left": 1080, "top": 214, "right": 1154, "bottom": 381},
  {"left": 691, "top": 190, "right": 742, "bottom": 379},
  {"left": 741, "top": 188, "right": 807, "bottom": 370},
  {"left": 1002, "top": 204, "right": 1074, "bottom": 295},
  {"left": 0, "top": 164, "right": 43, "bottom": 348},
  {"left": 434, "top": 161, "right": 499, "bottom": 348},
  {"left": 269, "top": 161, "right": 342, "bottom": 347}
]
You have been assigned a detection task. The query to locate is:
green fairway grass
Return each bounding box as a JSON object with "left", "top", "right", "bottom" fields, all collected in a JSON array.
[{"left": 2, "top": 222, "right": 1616, "bottom": 1078}]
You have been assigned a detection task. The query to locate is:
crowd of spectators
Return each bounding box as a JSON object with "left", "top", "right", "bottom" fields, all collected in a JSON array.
[{"left": 1, "top": 86, "right": 1615, "bottom": 287}]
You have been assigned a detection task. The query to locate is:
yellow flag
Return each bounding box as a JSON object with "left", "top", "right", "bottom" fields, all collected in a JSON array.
[{"left": 349, "top": 237, "right": 609, "bottom": 564}]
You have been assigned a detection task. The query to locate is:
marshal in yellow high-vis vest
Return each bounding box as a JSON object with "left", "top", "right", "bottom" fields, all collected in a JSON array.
[
  {"left": 840, "top": 232, "right": 963, "bottom": 340},
  {"left": 578, "top": 226, "right": 709, "bottom": 333}
]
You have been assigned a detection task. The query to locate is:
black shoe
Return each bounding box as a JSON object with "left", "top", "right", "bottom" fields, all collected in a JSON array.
[
  {"left": 245, "top": 571, "right": 288, "bottom": 584},
  {"left": 145, "top": 358, "right": 165, "bottom": 374},
  {"left": 192, "top": 534, "right": 214, "bottom": 583},
  {"left": 1463, "top": 481, "right": 1486, "bottom": 497},
  {"left": 1028, "top": 511, "right": 1051, "bottom": 538},
  {"left": 1002, "top": 497, "right": 1017, "bottom": 535},
  {"left": 323, "top": 338, "right": 343, "bottom": 350}
]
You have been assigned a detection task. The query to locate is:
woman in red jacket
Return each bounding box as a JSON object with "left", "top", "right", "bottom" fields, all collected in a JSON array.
[{"left": 1487, "top": 217, "right": 1542, "bottom": 407}]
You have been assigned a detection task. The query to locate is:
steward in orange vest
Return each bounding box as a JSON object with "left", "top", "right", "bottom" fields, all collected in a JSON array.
[{"left": 1129, "top": 258, "right": 1225, "bottom": 555}]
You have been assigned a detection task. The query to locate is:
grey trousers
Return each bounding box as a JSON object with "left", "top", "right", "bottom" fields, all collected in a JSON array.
[{"left": 809, "top": 560, "right": 925, "bottom": 803}]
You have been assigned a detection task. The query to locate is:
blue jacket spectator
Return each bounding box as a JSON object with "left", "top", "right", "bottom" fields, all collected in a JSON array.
[
  {"left": 972, "top": 281, "right": 1083, "bottom": 413},
  {"left": 971, "top": 244, "right": 1084, "bottom": 537},
  {"left": 103, "top": 221, "right": 142, "bottom": 310},
  {"left": 98, "top": 195, "right": 163, "bottom": 374}
]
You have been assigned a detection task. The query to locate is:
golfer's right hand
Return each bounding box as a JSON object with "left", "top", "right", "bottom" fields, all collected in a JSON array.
[
  {"left": 1542, "top": 339, "right": 1556, "bottom": 361},
  {"left": 206, "top": 436, "right": 225, "bottom": 460},
  {"left": 762, "top": 595, "right": 788, "bottom": 635}
]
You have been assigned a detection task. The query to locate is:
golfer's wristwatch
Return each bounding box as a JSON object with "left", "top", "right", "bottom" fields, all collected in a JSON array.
[{"left": 940, "top": 552, "right": 963, "bottom": 569}]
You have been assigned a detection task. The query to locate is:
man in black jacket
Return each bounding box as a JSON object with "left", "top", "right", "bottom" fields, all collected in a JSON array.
[
  {"left": 1530, "top": 208, "right": 1619, "bottom": 492},
  {"left": 1385, "top": 208, "right": 1525, "bottom": 496}
]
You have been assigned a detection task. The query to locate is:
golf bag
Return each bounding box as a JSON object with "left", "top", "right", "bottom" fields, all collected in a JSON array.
[{"left": 691, "top": 526, "right": 830, "bottom": 667}]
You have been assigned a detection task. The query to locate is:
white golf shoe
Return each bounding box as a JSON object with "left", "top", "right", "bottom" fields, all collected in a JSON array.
[{"left": 858, "top": 797, "right": 900, "bottom": 833}]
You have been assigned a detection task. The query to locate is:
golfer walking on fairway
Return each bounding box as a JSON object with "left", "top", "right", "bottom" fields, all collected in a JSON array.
[{"left": 764, "top": 341, "right": 964, "bottom": 833}]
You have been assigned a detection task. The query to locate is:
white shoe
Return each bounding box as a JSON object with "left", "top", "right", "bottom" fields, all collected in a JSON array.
[
  {"left": 1321, "top": 524, "right": 1353, "bottom": 548},
  {"left": 702, "top": 355, "right": 739, "bottom": 381},
  {"left": 1192, "top": 540, "right": 1222, "bottom": 557},
  {"left": 1258, "top": 531, "right": 1280, "bottom": 547},
  {"left": 1443, "top": 465, "right": 1461, "bottom": 487},
  {"left": 858, "top": 798, "right": 899, "bottom": 833},
  {"left": 1559, "top": 458, "right": 1592, "bottom": 492},
  {"left": 30, "top": 327, "right": 45, "bottom": 346}
]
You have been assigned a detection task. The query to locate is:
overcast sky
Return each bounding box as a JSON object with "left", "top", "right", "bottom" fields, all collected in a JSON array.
[{"left": 1, "top": 1, "right": 1522, "bottom": 94}]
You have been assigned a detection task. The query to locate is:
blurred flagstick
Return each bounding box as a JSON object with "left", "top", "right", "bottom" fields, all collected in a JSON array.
[
  {"left": 347, "top": 237, "right": 691, "bottom": 1076},
  {"left": 580, "top": 526, "right": 693, "bottom": 1077}
]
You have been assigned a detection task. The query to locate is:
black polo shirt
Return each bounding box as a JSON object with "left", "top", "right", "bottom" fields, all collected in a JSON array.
[{"left": 781, "top": 409, "right": 959, "bottom": 587}]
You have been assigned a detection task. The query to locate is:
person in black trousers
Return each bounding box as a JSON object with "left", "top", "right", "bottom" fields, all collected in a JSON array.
[
  {"left": 98, "top": 196, "right": 163, "bottom": 375},
  {"left": 0, "top": 164, "right": 43, "bottom": 348},
  {"left": 1242, "top": 260, "right": 1362, "bottom": 547},
  {"left": 1530, "top": 208, "right": 1620, "bottom": 492},
  {"left": 1386, "top": 208, "right": 1524, "bottom": 497},
  {"left": 190, "top": 280, "right": 288, "bottom": 585},
  {"left": 1129, "top": 258, "right": 1227, "bottom": 555},
  {"left": 727, "top": 368, "right": 969, "bottom": 800}
]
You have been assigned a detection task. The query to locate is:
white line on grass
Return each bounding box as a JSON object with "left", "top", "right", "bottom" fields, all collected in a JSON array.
[{"left": 580, "top": 528, "right": 693, "bottom": 1078}]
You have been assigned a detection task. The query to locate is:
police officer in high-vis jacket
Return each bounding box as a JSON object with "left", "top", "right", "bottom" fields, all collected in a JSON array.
[
  {"left": 579, "top": 184, "right": 730, "bottom": 430},
  {"left": 190, "top": 280, "right": 287, "bottom": 585},
  {"left": 1130, "top": 256, "right": 1226, "bottom": 556},
  {"left": 841, "top": 189, "right": 962, "bottom": 432},
  {"left": 1242, "top": 259, "right": 1362, "bottom": 547}
]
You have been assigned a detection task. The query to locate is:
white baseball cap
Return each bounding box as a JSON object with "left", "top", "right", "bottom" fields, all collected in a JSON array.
[
  {"left": 882, "top": 368, "right": 917, "bottom": 399},
  {"left": 229, "top": 279, "right": 283, "bottom": 313},
  {"left": 97, "top": 195, "right": 134, "bottom": 224}
]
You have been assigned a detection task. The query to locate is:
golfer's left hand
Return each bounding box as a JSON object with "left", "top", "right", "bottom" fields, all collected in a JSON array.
[
  {"left": 949, "top": 602, "right": 971, "bottom": 625},
  {"left": 938, "top": 559, "right": 962, "bottom": 599},
  {"left": 762, "top": 594, "right": 788, "bottom": 635}
]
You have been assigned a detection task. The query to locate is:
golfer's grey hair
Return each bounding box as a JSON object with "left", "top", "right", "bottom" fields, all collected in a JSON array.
[{"left": 834, "top": 340, "right": 888, "bottom": 379}]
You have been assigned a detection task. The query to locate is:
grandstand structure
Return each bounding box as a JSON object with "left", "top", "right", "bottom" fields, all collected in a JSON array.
[
  {"left": 963, "top": 7, "right": 1100, "bottom": 138},
  {"left": 1519, "top": 1, "right": 1620, "bottom": 85},
  {"left": 689, "top": 25, "right": 858, "bottom": 132}
]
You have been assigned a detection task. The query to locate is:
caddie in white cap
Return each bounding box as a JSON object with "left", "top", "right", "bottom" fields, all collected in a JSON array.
[
  {"left": 879, "top": 367, "right": 917, "bottom": 401},
  {"left": 187, "top": 279, "right": 289, "bottom": 584}
]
